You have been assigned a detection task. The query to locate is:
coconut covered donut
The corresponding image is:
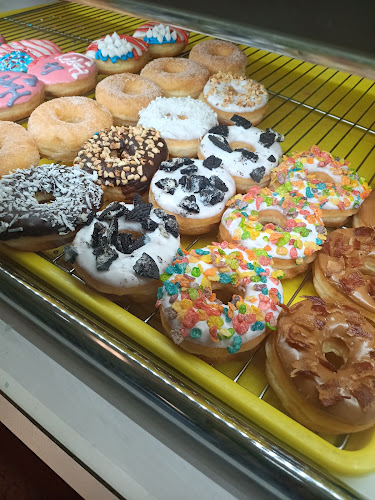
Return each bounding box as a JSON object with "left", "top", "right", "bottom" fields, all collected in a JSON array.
[
  {"left": 198, "top": 116, "right": 284, "bottom": 192},
  {"left": 95, "top": 73, "right": 163, "bottom": 125},
  {"left": 0, "top": 121, "right": 40, "bottom": 176},
  {"left": 138, "top": 96, "right": 218, "bottom": 157},
  {"left": 140, "top": 57, "right": 209, "bottom": 98},
  {"left": 27, "top": 96, "right": 113, "bottom": 164},
  {"left": 133, "top": 22, "right": 189, "bottom": 58},
  {"left": 149, "top": 156, "right": 235, "bottom": 234},
  {"left": 189, "top": 39, "right": 247, "bottom": 76},
  {"left": 270, "top": 147, "right": 371, "bottom": 227},
  {"left": 157, "top": 242, "right": 284, "bottom": 361},
  {"left": 0, "top": 71, "right": 44, "bottom": 121},
  {"left": 67, "top": 196, "right": 180, "bottom": 299},
  {"left": 219, "top": 186, "right": 327, "bottom": 279},
  {"left": 266, "top": 297, "right": 375, "bottom": 434},
  {"left": 353, "top": 190, "right": 375, "bottom": 228}
]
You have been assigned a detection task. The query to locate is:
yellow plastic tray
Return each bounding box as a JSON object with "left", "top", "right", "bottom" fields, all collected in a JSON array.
[{"left": 1, "top": 0, "right": 375, "bottom": 476}]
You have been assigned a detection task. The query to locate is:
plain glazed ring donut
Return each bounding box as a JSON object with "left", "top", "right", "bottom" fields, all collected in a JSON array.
[
  {"left": 95, "top": 73, "right": 163, "bottom": 125},
  {"left": 140, "top": 57, "right": 209, "bottom": 98},
  {"left": 138, "top": 96, "right": 218, "bottom": 157},
  {"left": 189, "top": 39, "right": 247, "bottom": 76},
  {"left": 27, "top": 96, "right": 113, "bottom": 164},
  {"left": 0, "top": 121, "right": 40, "bottom": 177},
  {"left": 0, "top": 164, "right": 103, "bottom": 252},
  {"left": 266, "top": 297, "right": 375, "bottom": 434},
  {"left": 157, "top": 241, "right": 284, "bottom": 361}
]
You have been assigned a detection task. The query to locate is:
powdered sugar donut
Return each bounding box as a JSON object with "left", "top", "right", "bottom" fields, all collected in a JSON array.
[
  {"left": 0, "top": 51, "right": 34, "bottom": 72},
  {"left": 189, "top": 40, "right": 247, "bottom": 76},
  {"left": 138, "top": 96, "right": 218, "bottom": 157},
  {"left": 133, "top": 22, "right": 189, "bottom": 58},
  {"left": 198, "top": 116, "right": 284, "bottom": 192},
  {"left": 85, "top": 32, "right": 149, "bottom": 75},
  {"left": 0, "top": 39, "right": 61, "bottom": 58},
  {"left": 149, "top": 156, "right": 235, "bottom": 234},
  {"left": 0, "top": 71, "right": 44, "bottom": 121}
]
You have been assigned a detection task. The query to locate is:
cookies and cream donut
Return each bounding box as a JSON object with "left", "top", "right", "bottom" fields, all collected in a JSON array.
[
  {"left": 200, "top": 72, "right": 268, "bottom": 126},
  {"left": 27, "top": 96, "right": 113, "bottom": 164},
  {"left": 353, "top": 190, "right": 375, "bottom": 228},
  {"left": 95, "top": 73, "right": 163, "bottom": 125},
  {"left": 138, "top": 96, "right": 218, "bottom": 157},
  {"left": 0, "top": 71, "right": 44, "bottom": 121},
  {"left": 157, "top": 241, "right": 284, "bottom": 361},
  {"left": 74, "top": 125, "right": 168, "bottom": 203},
  {"left": 198, "top": 116, "right": 284, "bottom": 192},
  {"left": 140, "top": 57, "right": 209, "bottom": 98},
  {"left": 27, "top": 52, "right": 98, "bottom": 97},
  {"left": 0, "top": 51, "right": 34, "bottom": 72},
  {"left": 133, "top": 22, "right": 189, "bottom": 58},
  {"left": 149, "top": 156, "right": 235, "bottom": 234},
  {"left": 219, "top": 186, "right": 327, "bottom": 279},
  {"left": 85, "top": 32, "right": 149, "bottom": 75},
  {"left": 189, "top": 39, "right": 247, "bottom": 76},
  {"left": 266, "top": 297, "right": 375, "bottom": 434},
  {"left": 0, "top": 121, "right": 39, "bottom": 176},
  {"left": 0, "top": 39, "right": 61, "bottom": 58},
  {"left": 67, "top": 196, "right": 180, "bottom": 299},
  {"left": 0, "top": 164, "right": 102, "bottom": 252}
]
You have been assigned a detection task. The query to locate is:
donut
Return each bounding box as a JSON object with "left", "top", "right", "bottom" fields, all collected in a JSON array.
[
  {"left": 138, "top": 96, "right": 218, "bottom": 157},
  {"left": 157, "top": 241, "right": 284, "bottom": 361},
  {"left": 189, "top": 39, "right": 247, "bottom": 76},
  {"left": 67, "top": 196, "right": 180, "bottom": 299},
  {"left": 26, "top": 52, "right": 98, "bottom": 97},
  {"left": 313, "top": 227, "right": 375, "bottom": 323},
  {"left": 353, "top": 190, "right": 375, "bottom": 228},
  {"left": 95, "top": 73, "right": 163, "bottom": 125},
  {"left": 0, "top": 71, "right": 44, "bottom": 121},
  {"left": 140, "top": 57, "right": 209, "bottom": 98},
  {"left": 0, "top": 164, "right": 102, "bottom": 252},
  {"left": 133, "top": 22, "right": 189, "bottom": 58},
  {"left": 27, "top": 96, "right": 113, "bottom": 164},
  {"left": 270, "top": 146, "right": 371, "bottom": 227},
  {"left": 200, "top": 72, "right": 268, "bottom": 126},
  {"left": 198, "top": 116, "right": 284, "bottom": 192},
  {"left": 149, "top": 156, "right": 235, "bottom": 234},
  {"left": 219, "top": 186, "right": 327, "bottom": 279},
  {"left": 85, "top": 32, "right": 149, "bottom": 75},
  {"left": 0, "top": 51, "right": 34, "bottom": 72},
  {"left": 0, "top": 121, "right": 40, "bottom": 176},
  {"left": 265, "top": 297, "right": 375, "bottom": 434},
  {"left": 0, "top": 39, "right": 61, "bottom": 58},
  {"left": 74, "top": 125, "right": 168, "bottom": 203}
]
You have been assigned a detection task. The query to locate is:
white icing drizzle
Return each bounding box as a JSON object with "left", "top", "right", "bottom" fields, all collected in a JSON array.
[{"left": 57, "top": 53, "right": 94, "bottom": 79}]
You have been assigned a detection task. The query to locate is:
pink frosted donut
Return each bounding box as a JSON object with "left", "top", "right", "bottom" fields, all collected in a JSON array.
[
  {"left": 0, "top": 39, "right": 61, "bottom": 59},
  {"left": 27, "top": 52, "right": 98, "bottom": 97},
  {"left": 0, "top": 71, "right": 44, "bottom": 121}
]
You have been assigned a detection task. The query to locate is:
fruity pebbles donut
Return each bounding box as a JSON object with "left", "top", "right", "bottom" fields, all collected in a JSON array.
[
  {"left": 219, "top": 186, "right": 327, "bottom": 279},
  {"left": 157, "top": 242, "right": 284, "bottom": 361},
  {"left": 133, "top": 22, "right": 189, "bottom": 58},
  {"left": 0, "top": 71, "right": 44, "bottom": 121},
  {"left": 189, "top": 39, "right": 247, "bottom": 76}
]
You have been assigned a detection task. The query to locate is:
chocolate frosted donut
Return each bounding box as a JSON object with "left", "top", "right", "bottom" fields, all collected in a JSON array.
[{"left": 74, "top": 125, "right": 168, "bottom": 203}]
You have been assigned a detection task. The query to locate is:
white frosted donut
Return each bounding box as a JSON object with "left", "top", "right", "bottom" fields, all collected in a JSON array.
[
  {"left": 149, "top": 157, "right": 235, "bottom": 234},
  {"left": 67, "top": 196, "right": 180, "bottom": 299},
  {"left": 198, "top": 117, "right": 284, "bottom": 192},
  {"left": 138, "top": 96, "right": 218, "bottom": 157},
  {"left": 0, "top": 121, "right": 40, "bottom": 177}
]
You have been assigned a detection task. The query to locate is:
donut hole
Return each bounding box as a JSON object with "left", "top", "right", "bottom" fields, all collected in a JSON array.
[
  {"left": 162, "top": 61, "right": 186, "bottom": 74},
  {"left": 257, "top": 210, "right": 287, "bottom": 229},
  {"left": 230, "top": 141, "right": 255, "bottom": 151},
  {"left": 55, "top": 107, "right": 84, "bottom": 124},
  {"left": 35, "top": 191, "right": 56, "bottom": 204},
  {"left": 322, "top": 338, "right": 350, "bottom": 370},
  {"left": 210, "top": 45, "right": 233, "bottom": 57},
  {"left": 212, "top": 283, "right": 245, "bottom": 305},
  {"left": 123, "top": 80, "right": 142, "bottom": 96}
]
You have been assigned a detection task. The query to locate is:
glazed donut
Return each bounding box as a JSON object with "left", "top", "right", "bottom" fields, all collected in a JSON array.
[
  {"left": 149, "top": 156, "right": 235, "bottom": 234},
  {"left": 138, "top": 96, "right": 218, "bottom": 157},
  {"left": 0, "top": 39, "right": 61, "bottom": 58},
  {"left": 74, "top": 125, "right": 168, "bottom": 203},
  {"left": 270, "top": 146, "right": 371, "bottom": 227},
  {"left": 95, "top": 73, "right": 163, "bottom": 125},
  {"left": 0, "top": 121, "right": 39, "bottom": 176},
  {"left": 353, "top": 190, "right": 375, "bottom": 228},
  {"left": 85, "top": 32, "right": 149, "bottom": 75},
  {"left": 133, "top": 22, "right": 189, "bottom": 58},
  {"left": 27, "top": 96, "right": 113, "bottom": 164},
  {"left": 189, "top": 39, "right": 247, "bottom": 76},
  {"left": 198, "top": 116, "right": 283, "bottom": 192},
  {"left": 67, "top": 196, "right": 180, "bottom": 299},
  {"left": 0, "top": 51, "right": 35, "bottom": 72},
  {"left": 200, "top": 72, "right": 268, "bottom": 126},
  {"left": 157, "top": 241, "right": 284, "bottom": 361},
  {"left": 0, "top": 164, "right": 102, "bottom": 252},
  {"left": 313, "top": 227, "right": 375, "bottom": 323},
  {"left": 219, "top": 186, "right": 327, "bottom": 279},
  {"left": 266, "top": 297, "right": 375, "bottom": 434},
  {"left": 140, "top": 57, "right": 209, "bottom": 98},
  {"left": 27, "top": 52, "right": 98, "bottom": 97},
  {"left": 0, "top": 71, "right": 44, "bottom": 121}
]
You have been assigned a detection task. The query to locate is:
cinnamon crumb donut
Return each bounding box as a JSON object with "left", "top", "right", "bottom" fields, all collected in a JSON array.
[
  {"left": 140, "top": 57, "right": 209, "bottom": 98},
  {"left": 0, "top": 121, "right": 39, "bottom": 176},
  {"left": 189, "top": 39, "right": 247, "bottom": 76},
  {"left": 95, "top": 73, "right": 163, "bottom": 125}
]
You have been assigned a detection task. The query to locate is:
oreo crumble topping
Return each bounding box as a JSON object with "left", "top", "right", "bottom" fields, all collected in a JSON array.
[
  {"left": 259, "top": 128, "right": 284, "bottom": 148},
  {"left": 231, "top": 114, "right": 252, "bottom": 129},
  {"left": 208, "top": 135, "right": 233, "bottom": 153},
  {"left": 208, "top": 124, "right": 229, "bottom": 137},
  {"left": 250, "top": 166, "right": 266, "bottom": 183}
]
